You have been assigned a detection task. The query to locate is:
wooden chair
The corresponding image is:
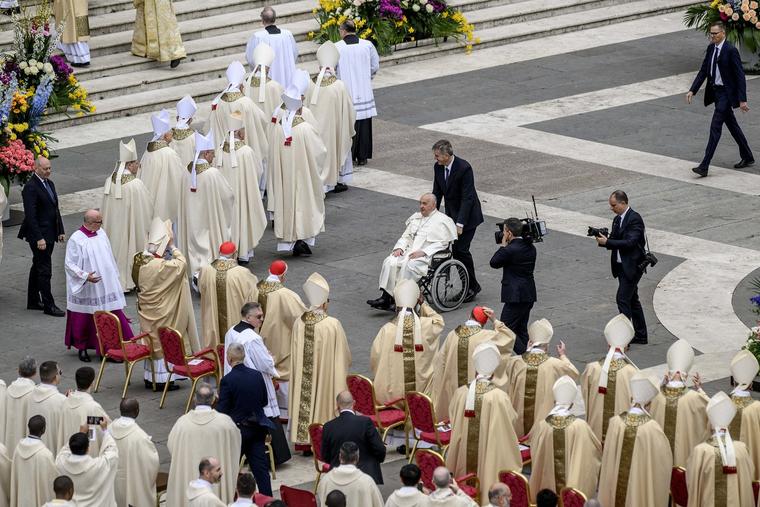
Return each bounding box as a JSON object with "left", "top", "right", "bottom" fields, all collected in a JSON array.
[
  {"left": 280, "top": 485, "right": 318, "bottom": 507},
  {"left": 559, "top": 487, "right": 587, "bottom": 507},
  {"left": 498, "top": 470, "right": 534, "bottom": 507},
  {"left": 308, "top": 423, "right": 332, "bottom": 492},
  {"left": 670, "top": 466, "right": 688, "bottom": 507},
  {"left": 155, "top": 471, "right": 168, "bottom": 507},
  {"left": 346, "top": 374, "right": 408, "bottom": 450},
  {"left": 405, "top": 391, "right": 451, "bottom": 462},
  {"left": 414, "top": 448, "right": 480, "bottom": 500},
  {"left": 93, "top": 310, "right": 155, "bottom": 398},
  {"left": 157, "top": 326, "right": 220, "bottom": 412}
]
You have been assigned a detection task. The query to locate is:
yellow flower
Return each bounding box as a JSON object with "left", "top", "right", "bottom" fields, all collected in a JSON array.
[
  {"left": 42, "top": 150, "right": 49, "bottom": 157},
  {"left": 33, "top": 145, "right": 40, "bottom": 154},
  {"left": 408, "top": 26, "right": 414, "bottom": 33},
  {"left": 442, "top": 11, "right": 448, "bottom": 17},
  {"left": 361, "top": 28, "right": 372, "bottom": 38},
  {"left": 9, "top": 133, "right": 16, "bottom": 140},
  {"left": 474, "top": 37, "right": 481, "bottom": 44},
  {"left": 308, "top": 31, "right": 315, "bottom": 39}
]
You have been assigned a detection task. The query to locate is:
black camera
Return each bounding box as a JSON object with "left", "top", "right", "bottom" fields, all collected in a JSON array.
[
  {"left": 495, "top": 197, "right": 547, "bottom": 244},
  {"left": 587, "top": 226, "right": 609, "bottom": 238},
  {"left": 638, "top": 252, "right": 658, "bottom": 273}
]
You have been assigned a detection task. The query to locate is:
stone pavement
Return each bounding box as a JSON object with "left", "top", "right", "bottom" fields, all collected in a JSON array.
[{"left": 2, "top": 15, "right": 760, "bottom": 499}]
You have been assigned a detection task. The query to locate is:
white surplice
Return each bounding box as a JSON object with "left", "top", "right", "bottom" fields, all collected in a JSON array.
[
  {"left": 335, "top": 38, "right": 379, "bottom": 120},
  {"left": 64, "top": 228, "right": 126, "bottom": 313},
  {"left": 245, "top": 28, "right": 298, "bottom": 87}
]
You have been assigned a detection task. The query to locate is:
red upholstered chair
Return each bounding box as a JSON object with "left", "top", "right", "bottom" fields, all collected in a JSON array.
[
  {"left": 414, "top": 449, "right": 480, "bottom": 500},
  {"left": 560, "top": 487, "right": 587, "bottom": 507},
  {"left": 405, "top": 391, "right": 451, "bottom": 462},
  {"left": 253, "top": 493, "right": 274, "bottom": 506},
  {"left": 157, "top": 326, "right": 220, "bottom": 412},
  {"left": 93, "top": 310, "right": 155, "bottom": 398},
  {"left": 308, "top": 423, "right": 332, "bottom": 492},
  {"left": 498, "top": 470, "right": 533, "bottom": 507},
  {"left": 670, "top": 466, "right": 688, "bottom": 507},
  {"left": 216, "top": 344, "right": 225, "bottom": 378},
  {"left": 519, "top": 433, "right": 531, "bottom": 466},
  {"left": 280, "top": 485, "right": 317, "bottom": 507},
  {"left": 346, "top": 374, "right": 409, "bottom": 450}
]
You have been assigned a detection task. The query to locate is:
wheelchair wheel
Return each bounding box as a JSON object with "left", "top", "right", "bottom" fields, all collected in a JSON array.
[{"left": 430, "top": 259, "right": 469, "bottom": 312}]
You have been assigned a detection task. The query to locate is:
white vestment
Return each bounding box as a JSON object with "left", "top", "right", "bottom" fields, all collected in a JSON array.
[
  {"left": 111, "top": 417, "right": 159, "bottom": 507},
  {"left": 187, "top": 479, "right": 225, "bottom": 506},
  {"left": 335, "top": 38, "right": 380, "bottom": 120},
  {"left": 55, "top": 432, "right": 119, "bottom": 507},
  {"left": 245, "top": 28, "right": 298, "bottom": 87},
  {"left": 65, "top": 228, "right": 126, "bottom": 312},
  {"left": 29, "top": 384, "right": 67, "bottom": 454},
  {"left": 10, "top": 437, "right": 57, "bottom": 507},
  {"left": 4, "top": 377, "right": 35, "bottom": 452},
  {"left": 316, "top": 464, "right": 384, "bottom": 507},
  {"left": 379, "top": 210, "right": 457, "bottom": 292},
  {"left": 223, "top": 323, "right": 280, "bottom": 417},
  {"left": 59, "top": 391, "right": 109, "bottom": 458},
  {"left": 138, "top": 142, "right": 186, "bottom": 224}
]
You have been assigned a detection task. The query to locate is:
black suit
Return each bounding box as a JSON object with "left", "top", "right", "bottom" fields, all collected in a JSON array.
[
  {"left": 432, "top": 156, "right": 484, "bottom": 292},
  {"left": 489, "top": 238, "right": 537, "bottom": 354},
  {"left": 217, "top": 364, "right": 276, "bottom": 496},
  {"left": 602, "top": 208, "right": 648, "bottom": 341},
  {"left": 321, "top": 410, "right": 387, "bottom": 484},
  {"left": 18, "top": 175, "right": 64, "bottom": 309},
  {"left": 689, "top": 40, "right": 753, "bottom": 168}
]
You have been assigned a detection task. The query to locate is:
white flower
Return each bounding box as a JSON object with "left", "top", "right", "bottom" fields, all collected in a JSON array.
[
  {"left": 35, "top": 61, "right": 43, "bottom": 69},
  {"left": 43, "top": 62, "right": 53, "bottom": 73},
  {"left": 401, "top": 0, "right": 408, "bottom": 6},
  {"left": 412, "top": 3, "right": 420, "bottom": 11},
  {"left": 29, "top": 66, "right": 39, "bottom": 75},
  {"left": 353, "top": 0, "right": 361, "bottom": 6},
  {"left": 19, "top": 61, "right": 27, "bottom": 69},
  {"left": 23, "top": 66, "right": 32, "bottom": 75},
  {"left": 355, "top": 16, "right": 362, "bottom": 22},
  {"left": 28, "top": 59, "right": 37, "bottom": 66},
  {"left": 425, "top": 4, "right": 433, "bottom": 12},
  {"left": 335, "top": 7, "right": 341, "bottom": 13}
]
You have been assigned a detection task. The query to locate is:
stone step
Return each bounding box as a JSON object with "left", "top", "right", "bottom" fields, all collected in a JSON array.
[{"left": 42, "top": 0, "right": 699, "bottom": 129}]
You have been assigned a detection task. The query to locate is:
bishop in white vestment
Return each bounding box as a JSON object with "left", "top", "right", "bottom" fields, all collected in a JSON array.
[
  {"left": 244, "top": 43, "right": 285, "bottom": 133},
  {"left": 245, "top": 7, "right": 298, "bottom": 87},
  {"left": 170, "top": 95, "right": 198, "bottom": 168}
]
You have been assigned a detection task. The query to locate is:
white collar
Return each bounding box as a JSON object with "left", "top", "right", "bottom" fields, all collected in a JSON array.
[
  {"left": 715, "top": 39, "right": 725, "bottom": 51},
  {"left": 397, "top": 486, "right": 421, "bottom": 496},
  {"left": 340, "top": 409, "right": 355, "bottom": 415},
  {"left": 190, "top": 479, "right": 213, "bottom": 490},
  {"left": 232, "top": 498, "right": 254, "bottom": 505},
  {"left": 266, "top": 274, "right": 281, "bottom": 282},
  {"left": 444, "top": 155, "right": 455, "bottom": 171},
  {"left": 617, "top": 207, "right": 630, "bottom": 223},
  {"left": 36, "top": 173, "right": 47, "bottom": 184},
  {"left": 195, "top": 405, "right": 212, "bottom": 411},
  {"left": 68, "top": 454, "right": 89, "bottom": 462},
  {"left": 529, "top": 347, "right": 546, "bottom": 354},
  {"left": 666, "top": 380, "right": 685, "bottom": 388},
  {"left": 629, "top": 406, "right": 645, "bottom": 415},
  {"left": 339, "top": 464, "right": 357, "bottom": 471},
  {"left": 464, "top": 319, "right": 482, "bottom": 327},
  {"left": 116, "top": 416, "right": 135, "bottom": 425},
  {"left": 733, "top": 390, "right": 750, "bottom": 398},
  {"left": 38, "top": 383, "right": 58, "bottom": 391}
]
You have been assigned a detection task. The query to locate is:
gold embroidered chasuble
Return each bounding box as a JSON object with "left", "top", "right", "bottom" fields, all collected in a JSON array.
[
  {"left": 581, "top": 358, "right": 638, "bottom": 442},
  {"left": 685, "top": 436, "right": 756, "bottom": 507},
  {"left": 256, "top": 281, "right": 306, "bottom": 381},
  {"left": 649, "top": 385, "right": 710, "bottom": 467},
  {"left": 131, "top": 0, "right": 186, "bottom": 62}
]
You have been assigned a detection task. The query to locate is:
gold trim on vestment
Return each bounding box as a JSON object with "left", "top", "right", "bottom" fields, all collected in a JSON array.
[
  {"left": 131, "top": 252, "right": 154, "bottom": 291},
  {"left": 523, "top": 351, "right": 548, "bottom": 433},
  {"left": 221, "top": 91, "right": 245, "bottom": 102},
  {"left": 600, "top": 358, "right": 629, "bottom": 441},
  {"left": 110, "top": 172, "right": 136, "bottom": 185},
  {"left": 256, "top": 280, "right": 283, "bottom": 317},
  {"left": 455, "top": 325, "right": 481, "bottom": 387},
  {"left": 296, "top": 311, "right": 327, "bottom": 443},
  {"left": 318, "top": 75, "right": 338, "bottom": 87},
  {"left": 75, "top": 15, "right": 89, "bottom": 37},
  {"left": 662, "top": 385, "right": 686, "bottom": 455},
  {"left": 466, "top": 381, "right": 494, "bottom": 473},
  {"left": 549, "top": 414, "right": 574, "bottom": 493},
  {"left": 147, "top": 140, "right": 170, "bottom": 152},
  {"left": 211, "top": 259, "right": 237, "bottom": 343},
  {"left": 249, "top": 75, "right": 270, "bottom": 87},
  {"left": 172, "top": 128, "right": 194, "bottom": 141},
  {"left": 400, "top": 315, "right": 417, "bottom": 394},
  {"left": 187, "top": 160, "right": 210, "bottom": 175},
  {"left": 710, "top": 440, "right": 728, "bottom": 507},
  {"left": 729, "top": 396, "right": 753, "bottom": 437},
  {"left": 614, "top": 412, "right": 650, "bottom": 507},
  {"left": 222, "top": 140, "right": 246, "bottom": 153}
]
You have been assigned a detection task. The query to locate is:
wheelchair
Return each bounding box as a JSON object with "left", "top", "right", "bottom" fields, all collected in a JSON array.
[{"left": 418, "top": 246, "right": 469, "bottom": 312}]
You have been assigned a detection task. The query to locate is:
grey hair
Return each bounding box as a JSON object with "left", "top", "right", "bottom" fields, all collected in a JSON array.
[
  {"left": 432, "top": 139, "right": 453, "bottom": 156},
  {"left": 488, "top": 484, "right": 510, "bottom": 503},
  {"left": 420, "top": 193, "right": 437, "bottom": 206},
  {"left": 261, "top": 6, "right": 276, "bottom": 24},
  {"left": 432, "top": 467, "right": 451, "bottom": 489},
  {"left": 194, "top": 382, "right": 215, "bottom": 406},
  {"left": 240, "top": 301, "right": 261, "bottom": 318},
  {"left": 227, "top": 343, "right": 245, "bottom": 365},
  {"left": 18, "top": 356, "right": 37, "bottom": 377}
]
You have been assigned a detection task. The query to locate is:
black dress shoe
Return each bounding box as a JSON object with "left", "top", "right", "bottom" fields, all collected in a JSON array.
[
  {"left": 356, "top": 159, "right": 368, "bottom": 166},
  {"left": 333, "top": 183, "right": 348, "bottom": 193},
  {"left": 27, "top": 302, "right": 44, "bottom": 311},
  {"left": 692, "top": 166, "right": 708, "bottom": 177},
  {"left": 2, "top": 6, "right": 20, "bottom": 15},
  {"left": 145, "top": 379, "right": 180, "bottom": 391},
  {"left": 734, "top": 159, "right": 755, "bottom": 169},
  {"left": 170, "top": 58, "right": 182, "bottom": 68},
  {"left": 396, "top": 444, "right": 407, "bottom": 455},
  {"left": 292, "top": 240, "right": 312, "bottom": 257},
  {"left": 70, "top": 62, "right": 90, "bottom": 68},
  {"left": 630, "top": 337, "right": 648, "bottom": 345},
  {"left": 78, "top": 349, "right": 91, "bottom": 362},
  {"left": 44, "top": 305, "right": 65, "bottom": 317}
]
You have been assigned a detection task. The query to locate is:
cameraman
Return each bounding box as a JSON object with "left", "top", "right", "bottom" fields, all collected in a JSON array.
[
  {"left": 489, "top": 217, "right": 537, "bottom": 355},
  {"left": 595, "top": 190, "right": 648, "bottom": 345}
]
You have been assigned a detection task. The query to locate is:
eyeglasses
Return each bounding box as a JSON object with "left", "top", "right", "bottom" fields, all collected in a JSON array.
[{"left": 709, "top": 32, "right": 722, "bottom": 36}]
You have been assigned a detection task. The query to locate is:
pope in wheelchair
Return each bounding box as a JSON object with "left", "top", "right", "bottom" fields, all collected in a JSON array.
[{"left": 367, "top": 193, "right": 458, "bottom": 311}]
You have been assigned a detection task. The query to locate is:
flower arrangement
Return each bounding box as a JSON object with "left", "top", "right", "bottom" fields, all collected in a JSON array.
[
  {"left": 310, "top": 0, "right": 478, "bottom": 56},
  {"left": 685, "top": 0, "right": 760, "bottom": 53},
  {"left": 0, "top": 1, "right": 94, "bottom": 191},
  {"left": 745, "top": 291, "right": 760, "bottom": 368}
]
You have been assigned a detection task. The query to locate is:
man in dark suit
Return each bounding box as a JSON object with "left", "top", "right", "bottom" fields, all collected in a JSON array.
[
  {"left": 321, "top": 390, "right": 386, "bottom": 484},
  {"left": 432, "top": 139, "right": 484, "bottom": 302},
  {"left": 489, "top": 217, "right": 536, "bottom": 354},
  {"left": 595, "top": 190, "right": 648, "bottom": 345},
  {"left": 18, "top": 156, "right": 65, "bottom": 316},
  {"left": 687, "top": 20, "right": 753, "bottom": 177},
  {"left": 217, "top": 343, "right": 276, "bottom": 496}
]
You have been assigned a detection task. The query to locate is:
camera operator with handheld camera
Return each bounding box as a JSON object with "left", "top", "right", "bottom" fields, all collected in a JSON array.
[
  {"left": 489, "top": 217, "right": 537, "bottom": 355},
  {"left": 591, "top": 190, "right": 650, "bottom": 345}
]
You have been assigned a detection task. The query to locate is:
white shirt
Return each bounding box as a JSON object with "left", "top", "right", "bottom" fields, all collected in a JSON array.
[
  {"left": 614, "top": 206, "right": 630, "bottom": 264},
  {"left": 245, "top": 27, "right": 298, "bottom": 87},
  {"left": 713, "top": 40, "right": 725, "bottom": 86},
  {"left": 336, "top": 37, "right": 380, "bottom": 120},
  {"left": 228, "top": 498, "right": 254, "bottom": 506}
]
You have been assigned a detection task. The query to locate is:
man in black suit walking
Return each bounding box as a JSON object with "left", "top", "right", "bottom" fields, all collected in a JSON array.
[
  {"left": 321, "top": 390, "right": 386, "bottom": 484},
  {"left": 687, "top": 20, "right": 754, "bottom": 177},
  {"left": 18, "top": 156, "right": 65, "bottom": 316},
  {"left": 431, "top": 140, "right": 484, "bottom": 302},
  {"left": 217, "top": 343, "right": 276, "bottom": 496},
  {"left": 595, "top": 190, "right": 648, "bottom": 344},
  {"left": 489, "top": 217, "right": 536, "bottom": 354}
]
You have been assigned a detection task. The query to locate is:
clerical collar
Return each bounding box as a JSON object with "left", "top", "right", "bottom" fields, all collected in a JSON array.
[
  {"left": 39, "top": 383, "right": 58, "bottom": 390},
  {"left": 629, "top": 406, "right": 645, "bottom": 415},
  {"left": 339, "top": 464, "right": 357, "bottom": 471},
  {"left": 529, "top": 347, "right": 545, "bottom": 354},
  {"left": 265, "top": 25, "right": 281, "bottom": 34},
  {"left": 344, "top": 34, "right": 359, "bottom": 44},
  {"left": 233, "top": 499, "right": 254, "bottom": 505},
  {"left": 464, "top": 319, "right": 481, "bottom": 327},
  {"left": 195, "top": 405, "right": 212, "bottom": 411},
  {"left": 78, "top": 225, "right": 98, "bottom": 238},
  {"left": 266, "top": 274, "right": 281, "bottom": 282},
  {"left": 340, "top": 409, "right": 355, "bottom": 415},
  {"left": 234, "top": 321, "right": 256, "bottom": 333},
  {"left": 25, "top": 435, "right": 41, "bottom": 441},
  {"left": 68, "top": 454, "right": 88, "bottom": 462},
  {"left": 666, "top": 380, "right": 685, "bottom": 388},
  {"left": 733, "top": 390, "right": 750, "bottom": 397},
  {"left": 117, "top": 416, "right": 135, "bottom": 425},
  {"left": 397, "top": 487, "right": 420, "bottom": 496},
  {"left": 190, "top": 479, "right": 213, "bottom": 490}
]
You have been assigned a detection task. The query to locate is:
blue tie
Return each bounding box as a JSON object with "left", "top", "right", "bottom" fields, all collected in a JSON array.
[{"left": 42, "top": 180, "right": 54, "bottom": 201}]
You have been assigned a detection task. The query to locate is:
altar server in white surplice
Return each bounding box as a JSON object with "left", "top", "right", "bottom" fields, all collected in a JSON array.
[
  {"left": 245, "top": 7, "right": 298, "bottom": 88},
  {"left": 368, "top": 193, "right": 456, "bottom": 309},
  {"left": 336, "top": 19, "right": 379, "bottom": 166},
  {"left": 170, "top": 95, "right": 198, "bottom": 168},
  {"left": 177, "top": 131, "right": 235, "bottom": 278},
  {"left": 307, "top": 41, "right": 356, "bottom": 193},
  {"left": 101, "top": 138, "right": 154, "bottom": 292}
]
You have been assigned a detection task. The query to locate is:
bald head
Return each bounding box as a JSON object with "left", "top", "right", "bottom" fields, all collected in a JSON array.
[
  {"left": 120, "top": 398, "right": 140, "bottom": 419},
  {"left": 261, "top": 6, "right": 276, "bottom": 24},
  {"left": 227, "top": 343, "right": 245, "bottom": 366},
  {"left": 432, "top": 466, "right": 451, "bottom": 489},
  {"left": 336, "top": 391, "right": 354, "bottom": 410},
  {"left": 488, "top": 482, "right": 511, "bottom": 505},
  {"left": 84, "top": 209, "right": 101, "bottom": 224},
  {"left": 34, "top": 156, "right": 51, "bottom": 179}
]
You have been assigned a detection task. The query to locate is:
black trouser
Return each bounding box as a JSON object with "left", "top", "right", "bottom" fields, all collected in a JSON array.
[
  {"left": 240, "top": 424, "right": 272, "bottom": 496},
  {"left": 613, "top": 265, "right": 648, "bottom": 341},
  {"left": 27, "top": 240, "right": 55, "bottom": 308},
  {"left": 701, "top": 87, "right": 753, "bottom": 167},
  {"left": 501, "top": 302, "right": 533, "bottom": 355},
  {"left": 453, "top": 226, "right": 480, "bottom": 293},
  {"left": 352, "top": 118, "right": 372, "bottom": 161}
]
